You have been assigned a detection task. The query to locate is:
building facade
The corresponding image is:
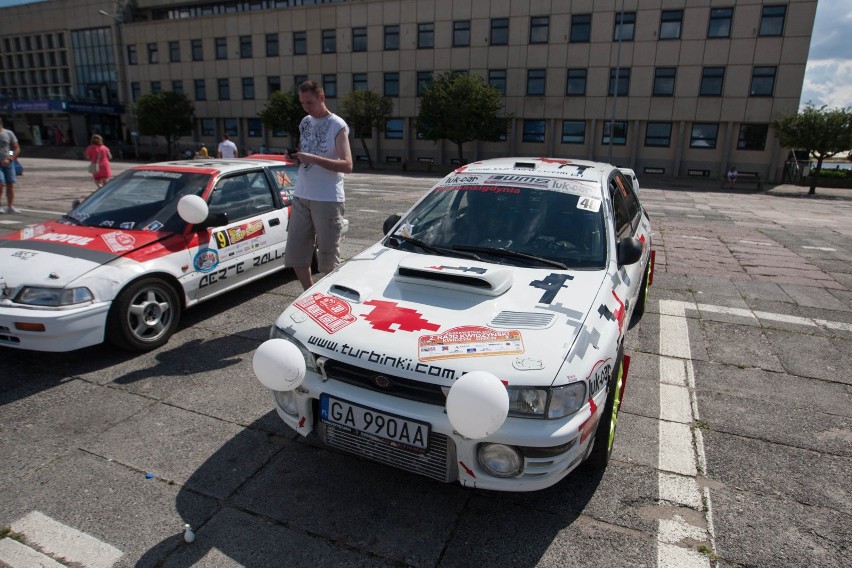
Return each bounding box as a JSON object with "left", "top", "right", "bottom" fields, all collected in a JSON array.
[{"left": 0, "top": 0, "right": 817, "bottom": 181}]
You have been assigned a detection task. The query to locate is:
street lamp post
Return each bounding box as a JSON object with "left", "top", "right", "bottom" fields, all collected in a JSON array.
[
  {"left": 99, "top": 1, "right": 136, "bottom": 158},
  {"left": 607, "top": 0, "right": 625, "bottom": 165}
]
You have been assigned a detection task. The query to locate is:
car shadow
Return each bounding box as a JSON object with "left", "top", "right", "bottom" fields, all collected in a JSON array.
[{"left": 134, "top": 412, "right": 607, "bottom": 567}]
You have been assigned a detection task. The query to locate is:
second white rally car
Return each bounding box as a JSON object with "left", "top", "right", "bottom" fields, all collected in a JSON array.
[
  {"left": 253, "top": 157, "right": 653, "bottom": 492},
  {"left": 0, "top": 158, "right": 302, "bottom": 352}
]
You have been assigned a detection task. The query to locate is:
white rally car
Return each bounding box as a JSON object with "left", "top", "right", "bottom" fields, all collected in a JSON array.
[
  {"left": 253, "top": 157, "right": 653, "bottom": 492},
  {"left": 0, "top": 158, "right": 301, "bottom": 352}
]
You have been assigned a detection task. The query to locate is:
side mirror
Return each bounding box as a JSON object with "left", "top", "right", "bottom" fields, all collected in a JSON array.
[
  {"left": 616, "top": 237, "right": 643, "bottom": 266},
  {"left": 197, "top": 212, "right": 229, "bottom": 230},
  {"left": 383, "top": 214, "right": 402, "bottom": 235}
]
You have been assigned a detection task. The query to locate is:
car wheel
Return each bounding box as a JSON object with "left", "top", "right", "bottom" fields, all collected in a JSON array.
[
  {"left": 629, "top": 259, "right": 651, "bottom": 328},
  {"left": 585, "top": 349, "right": 625, "bottom": 470},
  {"left": 107, "top": 277, "right": 181, "bottom": 352}
]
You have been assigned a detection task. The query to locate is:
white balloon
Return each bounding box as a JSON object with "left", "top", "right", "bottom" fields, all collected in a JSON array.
[
  {"left": 252, "top": 339, "right": 307, "bottom": 391},
  {"left": 446, "top": 371, "right": 509, "bottom": 439},
  {"left": 177, "top": 194, "right": 209, "bottom": 225}
]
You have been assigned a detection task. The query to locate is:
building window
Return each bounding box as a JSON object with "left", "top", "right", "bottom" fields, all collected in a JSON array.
[
  {"left": 353, "top": 73, "right": 368, "bottom": 91},
  {"left": 202, "top": 118, "right": 215, "bottom": 137},
  {"left": 491, "top": 18, "right": 509, "bottom": 45},
  {"left": 130, "top": 82, "right": 140, "bottom": 102},
  {"left": 224, "top": 118, "right": 238, "bottom": 137},
  {"left": 561, "top": 120, "right": 585, "bottom": 144},
  {"left": 293, "top": 31, "right": 306, "bottom": 55},
  {"left": 700, "top": 67, "right": 725, "bottom": 96},
  {"left": 172, "top": 80, "right": 183, "bottom": 95},
  {"left": 737, "top": 124, "right": 769, "bottom": 150},
  {"left": 453, "top": 21, "right": 470, "bottom": 47},
  {"left": 294, "top": 75, "right": 307, "bottom": 89},
  {"left": 384, "top": 72, "right": 399, "bottom": 96},
  {"left": 268, "top": 76, "right": 281, "bottom": 95},
  {"left": 614, "top": 12, "right": 636, "bottom": 41},
  {"left": 602, "top": 121, "right": 627, "bottom": 145},
  {"left": 127, "top": 45, "right": 137, "bottom": 65},
  {"left": 653, "top": 67, "right": 676, "bottom": 96},
  {"left": 759, "top": 5, "right": 786, "bottom": 37},
  {"left": 194, "top": 79, "right": 206, "bottom": 100},
  {"left": 218, "top": 78, "right": 230, "bottom": 100},
  {"left": 191, "top": 39, "right": 203, "bottom": 61},
  {"left": 169, "top": 41, "right": 180, "bottom": 62},
  {"left": 150, "top": 81, "right": 161, "bottom": 94},
  {"left": 571, "top": 14, "right": 591, "bottom": 42},
  {"left": 384, "top": 25, "right": 399, "bottom": 50},
  {"left": 523, "top": 120, "right": 546, "bottom": 143},
  {"left": 609, "top": 68, "right": 630, "bottom": 96},
  {"left": 527, "top": 69, "right": 546, "bottom": 95},
  {"left": 489, "top": 69, "right": 507, "bottom": 95},
  {"left": 247, "top": 118, "right": 263, "bottom": 138},
  {"left": 323, "top": 74, "right": 337, "bottom": 98},
  {"left": 322, "top": 29, "right": 336, "bottom": 53},
  {"left": 242, "top": 77, "right": 254, "bottom": 99},
  {"left": 385, "top": 118, "right": 403, "bottom": 139},
  {"left": 215, "top": 37, "right": 227, "bottom": 59},
  {"left": 266, "top": 33, "right": 279, "bottom": 57},
  {"left": 566, "top": 68, "right": 587, "bottom": 96},
  {"left": 708, "top": 7, "right": 733, "bottom": 38},
  {"left": 690, "top": 123, "right": 719, "bottom": 148},
  {"left": 530, "top": 16, "right": 549, "bottom": 44},
  {"left": 750, "top": 66, "right": 777, "bottom": 96},
  {"left": 147, "top": 42, "right": 158, "bottom": 64},
  {"left": 660, "top": 10, "right": 683, "bottom": 40},
  {"left": 418, "top": 23, "right": 434, "bottom": 49},
  {"left": 238, "top": 36, "right": 252, "bottom": 58},
  {"left": 645, "top": 122, "right": 672, "bottom": 147},
  {"left": 353, "top": 27, "right": 367, "bottom": 52},
  {"left": 417, "top": 71, "right": 433, "bottom": 96}
]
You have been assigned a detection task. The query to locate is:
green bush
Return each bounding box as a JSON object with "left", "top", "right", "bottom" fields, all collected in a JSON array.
[{"left": 808, "top": 168, "right": 850, "bottom": 179}]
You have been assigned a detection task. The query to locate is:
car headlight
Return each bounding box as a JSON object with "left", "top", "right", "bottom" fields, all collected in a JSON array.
[
  {"left": 15, "top": 286, "right": 94, "bottom": 307},
  {"left": 269, "top": 325, "right": 318, "bottom": 372},
  {"left": 507, "top": 382, "right": 586, "bottom": 419}
]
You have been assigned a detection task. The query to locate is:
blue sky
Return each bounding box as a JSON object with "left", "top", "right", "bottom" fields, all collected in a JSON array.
[{"left": 0, "top": 0, "right": 849, "bottom": 110}]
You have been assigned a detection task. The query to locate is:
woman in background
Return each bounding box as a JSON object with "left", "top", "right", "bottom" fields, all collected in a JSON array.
[{"left": 85, "top": 134, "right": 113, "bottom": 188}]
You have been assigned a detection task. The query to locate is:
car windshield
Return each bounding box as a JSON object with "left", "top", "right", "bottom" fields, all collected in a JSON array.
[
  {"left": 386, "top": 180, "right": 607, "bottom": 269},
  {"left": 66, "top": 169, "right": 211, "bottom": 232}
]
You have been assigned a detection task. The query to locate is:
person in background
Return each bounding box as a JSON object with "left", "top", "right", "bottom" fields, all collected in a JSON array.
[
  {"left": 196, "top": 143, "right": 208, "bottom": 159},
  {"left": 0, "top": 118, "right": 22, "bottom": 213},
  {"left": 284, "top": 80, "right": 353, "bottom": 290},
  {"left": 726, "top": 166, "right": 738, "bottom": 189},
  {"left": 85, "top": 134, "right": 113, "bottom": 189},
  {"left": 217, "top": 134, "right": 238, "bottom": 158}
]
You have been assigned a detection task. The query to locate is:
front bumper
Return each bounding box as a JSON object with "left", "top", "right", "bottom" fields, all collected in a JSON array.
[
  {"left": 0, "top": 301, "right": 111, "bottom": 352},
  {"left": 270, "top": 370, "right": 606, "bottom": 492}
]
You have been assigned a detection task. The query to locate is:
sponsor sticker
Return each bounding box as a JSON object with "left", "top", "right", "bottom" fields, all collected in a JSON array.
[
  {"left": 194, "top": 248, "right": 219, "bottom": 272},
  {"left": 214, "top": 219, "right": 265, "bottom": 249},
  {"left": 143, "top": 220, "right": 164, "bottom": 231},
  {"left": 294, "top": 293, "right": 357, "bottom": 334},
  {"left": 101, "top": 231, "right": 136, "bottom": 252},
  {"left": 418, "top": 325, "right": 524, "bottom": 361},
  {"left": 576, "top": 196, "right": 602, "bottom": 212},
  {"left": 33, "top": 233, "right": 94, "bottom": 246}
]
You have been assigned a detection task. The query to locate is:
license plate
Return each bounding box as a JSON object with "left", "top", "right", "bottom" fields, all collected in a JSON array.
[{"left": 319, "top": 394, "right": 430, "bottom": 452}]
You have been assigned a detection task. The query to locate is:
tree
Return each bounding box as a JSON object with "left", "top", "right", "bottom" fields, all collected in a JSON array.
[
  {"left": 416, "top": 72, "right": 510, "bottom": 164},
  {"left": 339, "top": 89, "right": 393, "bottom": 169},
  {"left": 135, "top": 91, "right": 195, "bottom": 160},
  {"left": 258, "top": 90, "right": 304, "bottom": 148},
  {"left": 772, "top": 104, "right": 852, "bottom": 194}
]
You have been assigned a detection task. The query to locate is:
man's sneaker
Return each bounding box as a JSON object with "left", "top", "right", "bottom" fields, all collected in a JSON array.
[
  {"left": 7, "top": 206, "right": 21, "bottom": 213},
  {"left": 0, "top": 207, "right": 6, "bottom": 213}
]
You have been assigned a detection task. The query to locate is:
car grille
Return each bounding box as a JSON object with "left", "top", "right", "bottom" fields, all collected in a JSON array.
[
  {"left": 319, "top": 422, "right": 457, "bottom": 483},
  {"left": 322, "top": 358, "right": 447, "bottom": 406}
]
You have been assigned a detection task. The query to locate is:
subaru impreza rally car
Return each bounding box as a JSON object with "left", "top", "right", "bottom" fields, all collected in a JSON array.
[
  {"left": 0, "top": 158, "right": 300, "bottom": 352},
  {"left": 253, "top": 157, "right": 653, "bottom": 491}
]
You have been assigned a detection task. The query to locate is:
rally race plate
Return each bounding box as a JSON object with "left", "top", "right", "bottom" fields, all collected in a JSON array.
[{"left": 319, "top": 394, "right": 430, "bottom": 453}]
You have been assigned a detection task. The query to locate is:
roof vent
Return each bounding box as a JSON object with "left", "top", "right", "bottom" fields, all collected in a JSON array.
[{"left": 513, "top": 161, "right": 537, "bottom": 169}]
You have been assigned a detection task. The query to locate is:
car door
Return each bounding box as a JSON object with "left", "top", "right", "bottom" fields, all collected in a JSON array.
[
  {"left": 186, "top": 170, "right": 288, "bottom": 302},
  {"left": 609, "top": 171, "right": 649, "bottom": 315}
]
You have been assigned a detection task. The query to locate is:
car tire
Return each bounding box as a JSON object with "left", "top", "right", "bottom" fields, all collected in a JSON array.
[
  {"left": 107, "top": 277, "right": 181, "bottom": 352},
  {"left": 585, "top": 348, "right": 625, "bottom": 470},
  {"left": 629, "top": 259, "right": 651, "bottom": 328}
]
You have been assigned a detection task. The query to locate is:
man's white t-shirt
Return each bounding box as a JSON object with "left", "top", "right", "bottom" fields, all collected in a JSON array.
[
  {"left": 294, "top": 113, "right": 348, "bottom": 203},
  {"left": 218, "top": 139, "right": 238, "bottom": 159}
]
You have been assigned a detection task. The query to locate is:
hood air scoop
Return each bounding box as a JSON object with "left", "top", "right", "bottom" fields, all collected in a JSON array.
[{"left": 394, "top": 255, "right": 512, "bottom": 296}]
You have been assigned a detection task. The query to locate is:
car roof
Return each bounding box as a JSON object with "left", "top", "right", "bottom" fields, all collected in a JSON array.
[
  {"left": 135, "top": 158, "right": 293, "bottom": 175},
  {"left": 452, "top": 157, "right": 613, "bottom": 185}
]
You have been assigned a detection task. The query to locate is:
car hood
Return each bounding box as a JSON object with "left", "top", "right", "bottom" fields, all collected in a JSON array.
[
  {"left": 281, "top": 245, "right": 609, "bottom": 387},
  {"left": 0, "top": 222, "right": 171, "bottom": 288}
]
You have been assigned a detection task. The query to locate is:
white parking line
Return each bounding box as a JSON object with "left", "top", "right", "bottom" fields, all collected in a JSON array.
[
  {"left": 8, "top": 511, "right": 123, "bottom": 568},
  {"left": 802, "top": 246, "right": 836, "bottom": 251}
]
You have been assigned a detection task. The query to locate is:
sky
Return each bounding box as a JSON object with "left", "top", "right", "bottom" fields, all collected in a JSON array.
[{"left": 0, "top": 0, "right": 849, "bottom": 110}]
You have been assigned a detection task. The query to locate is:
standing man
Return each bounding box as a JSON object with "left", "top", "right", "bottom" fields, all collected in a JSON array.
[
  {"left": 285, "top": 80, "right": 353, "bottom": 290},
  {"left": 216, "top": 134, "right": 238, "bottom": 158},
  {"left": 0, "top": 118, "right": 21, "bottom": 214}
]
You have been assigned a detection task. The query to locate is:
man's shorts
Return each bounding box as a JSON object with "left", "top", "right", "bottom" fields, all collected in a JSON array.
[
  {"left": 0, "top": 163, "right": 16, "bottom": 185},
  {"left": 284, "top": 197, "right": 346, "bottom": 272}
]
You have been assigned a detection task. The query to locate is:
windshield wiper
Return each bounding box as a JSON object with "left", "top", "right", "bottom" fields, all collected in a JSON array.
[
  {"left": 452, "top": 245, "right": 567, "bottom": 269},
  {"left": 60, "top": 214, "right": 82, "bottom": 226},
  {"left": 388, "top": 234, "right": 482, "bottom": 261}
]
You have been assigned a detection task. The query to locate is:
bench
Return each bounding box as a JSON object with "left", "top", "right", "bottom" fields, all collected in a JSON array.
[
  {"left": 725, "top": 171, "right": 762, "bottom": 190},
  {"left": 402, "top": 157, "right": 435, "bottom": 173}
]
